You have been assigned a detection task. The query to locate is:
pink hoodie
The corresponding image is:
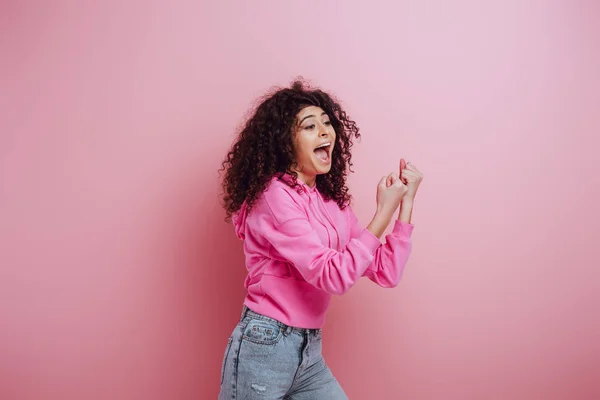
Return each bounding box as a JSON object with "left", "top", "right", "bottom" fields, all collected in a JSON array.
[{"left": 233, "top": 174, "right": 414, "bottom": 328}]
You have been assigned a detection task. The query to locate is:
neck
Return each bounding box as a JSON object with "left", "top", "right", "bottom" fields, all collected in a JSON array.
[{"left": 293, "top": 169, "right": 316, "bottom": 188}]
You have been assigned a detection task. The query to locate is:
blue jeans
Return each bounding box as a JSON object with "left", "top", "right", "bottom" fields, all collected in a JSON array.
[{"left": 218, "top": 306, "right": 348, "bottom": 399}]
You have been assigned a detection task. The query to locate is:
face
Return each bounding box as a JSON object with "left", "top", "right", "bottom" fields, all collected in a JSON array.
[{"left": 292, "top": 106, "right": 336, "bottom": 187}]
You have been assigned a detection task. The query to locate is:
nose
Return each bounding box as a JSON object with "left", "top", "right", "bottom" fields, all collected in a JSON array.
[{"left": 319, "top": 123, "right": 329, "bottom": 137}]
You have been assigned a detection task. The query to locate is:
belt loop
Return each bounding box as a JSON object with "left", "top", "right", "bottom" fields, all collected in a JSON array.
[
  {"left": 284, "top": 326, "right": 292, "bottom": 336},
  {"left": 240, "top": 305, "right": 248, "bottom": 321}
]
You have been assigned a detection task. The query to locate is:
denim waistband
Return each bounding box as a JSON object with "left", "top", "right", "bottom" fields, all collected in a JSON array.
[{"left": 240, "top": 305, "right": 322, "bottom": 335}]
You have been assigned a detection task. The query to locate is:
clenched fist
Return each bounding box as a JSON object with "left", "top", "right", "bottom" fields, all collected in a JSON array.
[{"left": 399, "top": 158, "right": 423, "bottom": 201}]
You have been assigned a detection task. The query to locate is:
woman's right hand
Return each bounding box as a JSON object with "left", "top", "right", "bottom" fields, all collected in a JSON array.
[
  {"left": 376, "top": 172, "right": 408, "bottom": 217},
  {"left": 366, "top": 172, "right": 408, "bottom": 238},
  {"left": 365, "top": 171, "right": 407, "bottom": 239}
]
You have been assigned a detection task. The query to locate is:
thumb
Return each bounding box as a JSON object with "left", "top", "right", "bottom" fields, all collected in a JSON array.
[{"left": 400, "top": 158, "right": 408, "bottom": 184}]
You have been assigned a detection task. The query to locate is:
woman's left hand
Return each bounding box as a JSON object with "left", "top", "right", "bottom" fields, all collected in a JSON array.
[{"left": 400, "top": 159, "right": 423, "bottom": 201}]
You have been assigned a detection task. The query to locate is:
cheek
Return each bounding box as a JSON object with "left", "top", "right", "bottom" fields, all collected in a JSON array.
[
  {"left": 293, "top": 135, "right": 313, "bottom": 160},
  {"left": 298, "top": 145, "right": 313, "bottom": 161}
]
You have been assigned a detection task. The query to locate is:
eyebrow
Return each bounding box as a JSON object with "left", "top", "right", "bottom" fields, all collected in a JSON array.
[{"left": 299, "top": 112, "right": 328, "bottom": 124}]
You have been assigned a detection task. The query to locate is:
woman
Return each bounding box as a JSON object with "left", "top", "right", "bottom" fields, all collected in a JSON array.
[{"left": 218, "top": 80, "right": 423, "bottom": 399}]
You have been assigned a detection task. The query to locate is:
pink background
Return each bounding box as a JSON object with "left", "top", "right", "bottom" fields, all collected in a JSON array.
[{"left": 1, "top": 1, "right": 599, "bottom": 399}]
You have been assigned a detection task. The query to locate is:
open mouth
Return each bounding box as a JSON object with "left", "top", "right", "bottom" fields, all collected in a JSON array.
[{"left": 313, "top": 142, "right": 331, "bottom": 163}]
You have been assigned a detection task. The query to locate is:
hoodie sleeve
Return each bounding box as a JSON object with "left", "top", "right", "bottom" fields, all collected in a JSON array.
[
  {"left": 348, "top": 207, "right": 413, "bottom": 288},
  {"left": 248, "top": 187, "right": 382, "bottom": 295}
]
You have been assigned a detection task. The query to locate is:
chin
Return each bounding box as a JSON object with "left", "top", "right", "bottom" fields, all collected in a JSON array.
[{"left": 316, "top": 166, "right": 332, "bottom": 175}]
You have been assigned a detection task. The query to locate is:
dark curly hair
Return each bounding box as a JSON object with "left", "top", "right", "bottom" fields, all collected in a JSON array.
[{"left": 220, "top": 79, "right": 361, "bottom": 221}]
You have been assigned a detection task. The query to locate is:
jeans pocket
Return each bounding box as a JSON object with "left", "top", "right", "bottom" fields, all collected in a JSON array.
[
  {"left": 242, "top": 319, "right": 283, "bottom": 345},
  {"left": 220, "top": 336, "right": 233, "bottom": 385}
]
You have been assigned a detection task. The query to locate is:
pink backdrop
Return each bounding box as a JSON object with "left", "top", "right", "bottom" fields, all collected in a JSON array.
[{"left": 2, "top": 1, "right": 599, "bottom": 399}]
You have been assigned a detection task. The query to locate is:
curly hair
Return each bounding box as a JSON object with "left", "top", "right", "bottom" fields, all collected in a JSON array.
[{"left": 220, "top": 79, "right": 361, "bottom": 221}]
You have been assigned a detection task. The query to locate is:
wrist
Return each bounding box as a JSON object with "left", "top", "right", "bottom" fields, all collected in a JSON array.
[
  {"left": 398, "top": 197, "right": 414, "bottom": 223},
  {"left": 401, "top": 196, "right": 414, "bottom": 206},
  {"left": 368, "top": 209, "right": 393, "bottom": 239},
  {"left": 375, "top": 205, "right": 395, "bottom": 221}
]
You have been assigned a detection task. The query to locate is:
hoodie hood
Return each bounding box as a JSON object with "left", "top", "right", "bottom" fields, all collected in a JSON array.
[
  {"left": 232, "top": 201, "right": 248, "bottom": 240},
  {"left": 232, "top": 174, "right": 314, "bottom": 241},
  {"left": 232, "top": 175, "right": 289, "bottom": 241}
]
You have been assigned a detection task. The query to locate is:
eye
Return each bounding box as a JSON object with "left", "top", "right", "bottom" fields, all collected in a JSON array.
[
  {"left": 324, "top": 121, "right": 332, "bottom": 126},
  {"left": 304, "top": 124, "right": 316, "bottom": 130}
]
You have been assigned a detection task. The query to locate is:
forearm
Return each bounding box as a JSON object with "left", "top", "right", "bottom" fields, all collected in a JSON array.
[
  {"left": 363, "top": 225, "right": 413, "bottom": 287},
  {"left": 363, "top": 213, "right": 414, "bottom": 287},
  {"left": 366, "top": 207, "right": 395, "bottom": 239},
  {"left": 265, "top": 221, "right": 382, "bottom": 296},
  {"left": 368, "top": 197, "right": 414, "bottom": 238},
  {"left": 398, "top": 197, "right": 414, "bottom": 224}
]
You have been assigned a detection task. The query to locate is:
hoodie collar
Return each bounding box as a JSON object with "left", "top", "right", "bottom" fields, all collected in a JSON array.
[{"left": 278, "top": 173, "right": 317, "bottom": 193}]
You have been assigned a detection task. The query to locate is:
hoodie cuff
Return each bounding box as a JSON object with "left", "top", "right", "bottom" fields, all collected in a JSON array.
[
  {"left": 357, "top": 228, "right": 382, "bottom": 254},
  {"left": 392, "top": 220, "right": 414, "bottom": 237}
]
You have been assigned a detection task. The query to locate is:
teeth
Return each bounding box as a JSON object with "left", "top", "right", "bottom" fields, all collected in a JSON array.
[{"left": 316, "top": 143, "right": 330, "bottom": 149}]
